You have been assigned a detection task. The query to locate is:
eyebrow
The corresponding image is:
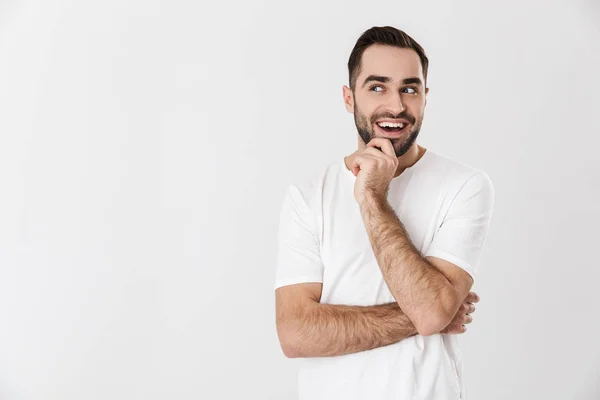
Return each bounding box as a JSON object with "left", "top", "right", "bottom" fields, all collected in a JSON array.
[{"left": 361, "top": 75, "right": 423, "bottom": 88}]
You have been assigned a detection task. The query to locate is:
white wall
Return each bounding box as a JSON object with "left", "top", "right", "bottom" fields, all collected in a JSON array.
[{"left": 1, "top": 0, "right": 599, "bottom": 399}]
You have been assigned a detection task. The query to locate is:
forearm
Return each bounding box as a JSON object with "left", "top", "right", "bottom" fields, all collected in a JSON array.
[
  {"left": 360, "top": 194, "right": 458, "bottom": 335},
  {"left": 283, "top": 302, "right": 417, "bottom": 358}
]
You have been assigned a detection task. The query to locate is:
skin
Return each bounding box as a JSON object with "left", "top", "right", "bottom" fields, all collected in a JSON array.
[
  {"left": 276, "top": 283, "right": 478, "bottom": 358},
  {"left": 349, "top": 138, "right": 475, "bottom": 335},
  {"left": 346, "top": 45, "right": 476, "bottom": 335},
  {"left": 275, "top": 44, "right": 479, "bottom": 357},
  {"left": 342, "top": 44, "right": 429, "bottom": 175}
]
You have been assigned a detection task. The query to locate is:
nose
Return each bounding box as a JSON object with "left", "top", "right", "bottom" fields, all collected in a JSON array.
[{"left": 386, "top": 92, "right": 405, "bottom": 115}]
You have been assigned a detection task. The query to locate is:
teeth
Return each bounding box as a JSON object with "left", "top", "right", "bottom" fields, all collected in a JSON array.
[{"left": 378, "top": 122, "right": 405, "bottom": 128}]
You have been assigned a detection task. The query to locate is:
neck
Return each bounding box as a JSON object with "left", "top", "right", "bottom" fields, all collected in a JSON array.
[{"left": 392, "top": 143, "right": 426, "bottom": 177}]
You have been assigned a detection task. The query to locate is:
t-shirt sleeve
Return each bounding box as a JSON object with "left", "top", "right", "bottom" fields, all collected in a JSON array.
[
  {"left": 274, "top": 184, "right": 324, "bottom": 290},
  {"left": 424, "top": 171, "right": 496, "bottom": 281}
]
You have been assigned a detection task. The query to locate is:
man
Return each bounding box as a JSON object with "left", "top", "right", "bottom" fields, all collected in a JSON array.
[{"left": 274, "top": 26, "right": 495, "bottom": 400}]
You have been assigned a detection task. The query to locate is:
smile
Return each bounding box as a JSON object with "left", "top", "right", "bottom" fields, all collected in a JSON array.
[
  {"left": 375, "top": 120, "right": 409, "bottom": 136},
  {"left": 377, "top": 121, "right": 405, "bottom": 131}
]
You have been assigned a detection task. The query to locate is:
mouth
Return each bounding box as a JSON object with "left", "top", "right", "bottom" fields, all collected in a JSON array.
[{"left": 375, "top": 119, "right": 410, "bottom": 137}]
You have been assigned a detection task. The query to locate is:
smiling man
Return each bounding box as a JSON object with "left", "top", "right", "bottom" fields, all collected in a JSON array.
[{"left": 274, "top": 26, "right": 495, "bottom": 400}]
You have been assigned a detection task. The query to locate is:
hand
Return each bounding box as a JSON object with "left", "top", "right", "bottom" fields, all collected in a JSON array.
[
  {"left": 440, "top": 291, "right": 480, "bottom": 335},
  {"left": 349, "top": 138, "right": 398, "bottom": 206}
]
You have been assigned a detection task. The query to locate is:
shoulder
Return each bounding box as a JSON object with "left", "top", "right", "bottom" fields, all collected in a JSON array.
[
  {"left": 424, "top": 149, "right": 494, "bottom": 193},
  {"left": 424, "top": 150, "right": 495, "bottom": 214},
  {"left": 281, "top": 159, "right": 341, "bottom": 210}
]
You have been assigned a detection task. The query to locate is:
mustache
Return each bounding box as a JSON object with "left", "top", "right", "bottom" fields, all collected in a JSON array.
[{"left": 371, "top": 112, "right": 415, "bottom": 125}]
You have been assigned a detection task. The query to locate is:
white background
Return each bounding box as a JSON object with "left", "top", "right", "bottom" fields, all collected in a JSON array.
[{"left": 1, "top": 0, "right": 599, "bottom": 399}]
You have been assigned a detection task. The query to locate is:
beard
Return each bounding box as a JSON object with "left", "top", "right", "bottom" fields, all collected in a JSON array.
[{"left": 353, "top": 103, "right": 423, "bottom": 158}]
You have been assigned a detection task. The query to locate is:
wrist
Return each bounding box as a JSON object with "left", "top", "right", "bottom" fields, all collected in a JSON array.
[{"left": 360, "top": 190, "right": 387, "bottom": 213}]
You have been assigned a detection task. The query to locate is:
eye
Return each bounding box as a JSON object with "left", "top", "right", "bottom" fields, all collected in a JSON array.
[
  {"left": 369, "top": 85, "right": 384, "bottom": 93},
  {"left": 403, "top": 87, "right": 418, "bottom": 94}
]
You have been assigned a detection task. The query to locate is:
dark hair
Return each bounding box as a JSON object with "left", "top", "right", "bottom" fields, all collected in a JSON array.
[{"left": 348, "top": 26, "right": 429, "bottom": 90}]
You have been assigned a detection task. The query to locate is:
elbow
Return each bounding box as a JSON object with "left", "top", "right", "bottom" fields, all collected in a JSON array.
[
  {"left": 277, "top": 322, "right": 304, "bottom": 358},
  {"left": 280, "top": 338, "right": 302, "bottom": 358},
  {"left": 282, "top": 345, "right": 301, "bottom": 359},
  {"left": 413, "top": 299, "right": 458, "bottom": 336},
  {"left": 415, "top": 314, "right": 450, "bottom": 336},
  {"left": 415, "top": 323, "right": 435, "bottom": 337}
]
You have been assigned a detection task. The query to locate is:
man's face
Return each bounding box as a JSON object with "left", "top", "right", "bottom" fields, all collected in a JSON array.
[{"left": 344, "top": 44, "right": 428, "bottom": 157}]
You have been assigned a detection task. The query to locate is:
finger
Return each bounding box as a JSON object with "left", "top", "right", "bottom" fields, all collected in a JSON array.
[
  {"left": 466, "top": 292, "right": 480, "bottom": 303},
  {"left": 352, "top": 154, "right": 377, "bottom": 166},
  {"left": 367, "top": 138, "right": 396, "bottom": 159},
  {"left": 367, "top": 138, "right": 396, "bottom": 160},
  {"left": 350, "top": 154, "right": 378, "bottom": 176},
  {"left": 363, "top": 147, "right": 388, "bottom": 158},
  {"left": 363, "top": 147, "right": 396, "bottom": 166},
  {"left": 461, "top": 302, "right": 475, "bottom": 314},
  {"left": 446, "top": 324, "right": 467, "bottom": 335},
  {"left": 350, "top": 155, "right": 367, "bottom": 170},
  {"left": 350, "top": 156, "right": 363, "bottom": 176}
]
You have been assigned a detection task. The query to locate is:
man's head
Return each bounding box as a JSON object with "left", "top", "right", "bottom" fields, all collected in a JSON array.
[{"left": 343, "top": 26, "right": 429, "bottom": 157}]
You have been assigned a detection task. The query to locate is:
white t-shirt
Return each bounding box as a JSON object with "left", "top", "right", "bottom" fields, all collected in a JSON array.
[{"left": 274, "top": 148, "right": 495, "bottom": 400}]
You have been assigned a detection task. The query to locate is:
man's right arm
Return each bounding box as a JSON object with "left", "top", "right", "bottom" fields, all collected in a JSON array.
[
  {"left": 275, "top": 282, "right": 478, "bottom": 358},
  {"left": 273, "top": 184, "right": 476, "bottom": 358},
  {"left": 275, "top": 282, "right": 417, "bottom": 358}
]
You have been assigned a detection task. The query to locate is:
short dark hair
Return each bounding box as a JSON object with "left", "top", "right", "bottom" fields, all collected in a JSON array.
[{"left": 348, "top": 26, "right": 429, "bottom": 90}]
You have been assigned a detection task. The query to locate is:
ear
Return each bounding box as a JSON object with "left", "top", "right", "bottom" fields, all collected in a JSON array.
[
  {"left": 425, "top": 86, "right": 429, "bottom": 106},
  {"left": 342, "top": 85, "right": 354, "bottom": 113}
]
